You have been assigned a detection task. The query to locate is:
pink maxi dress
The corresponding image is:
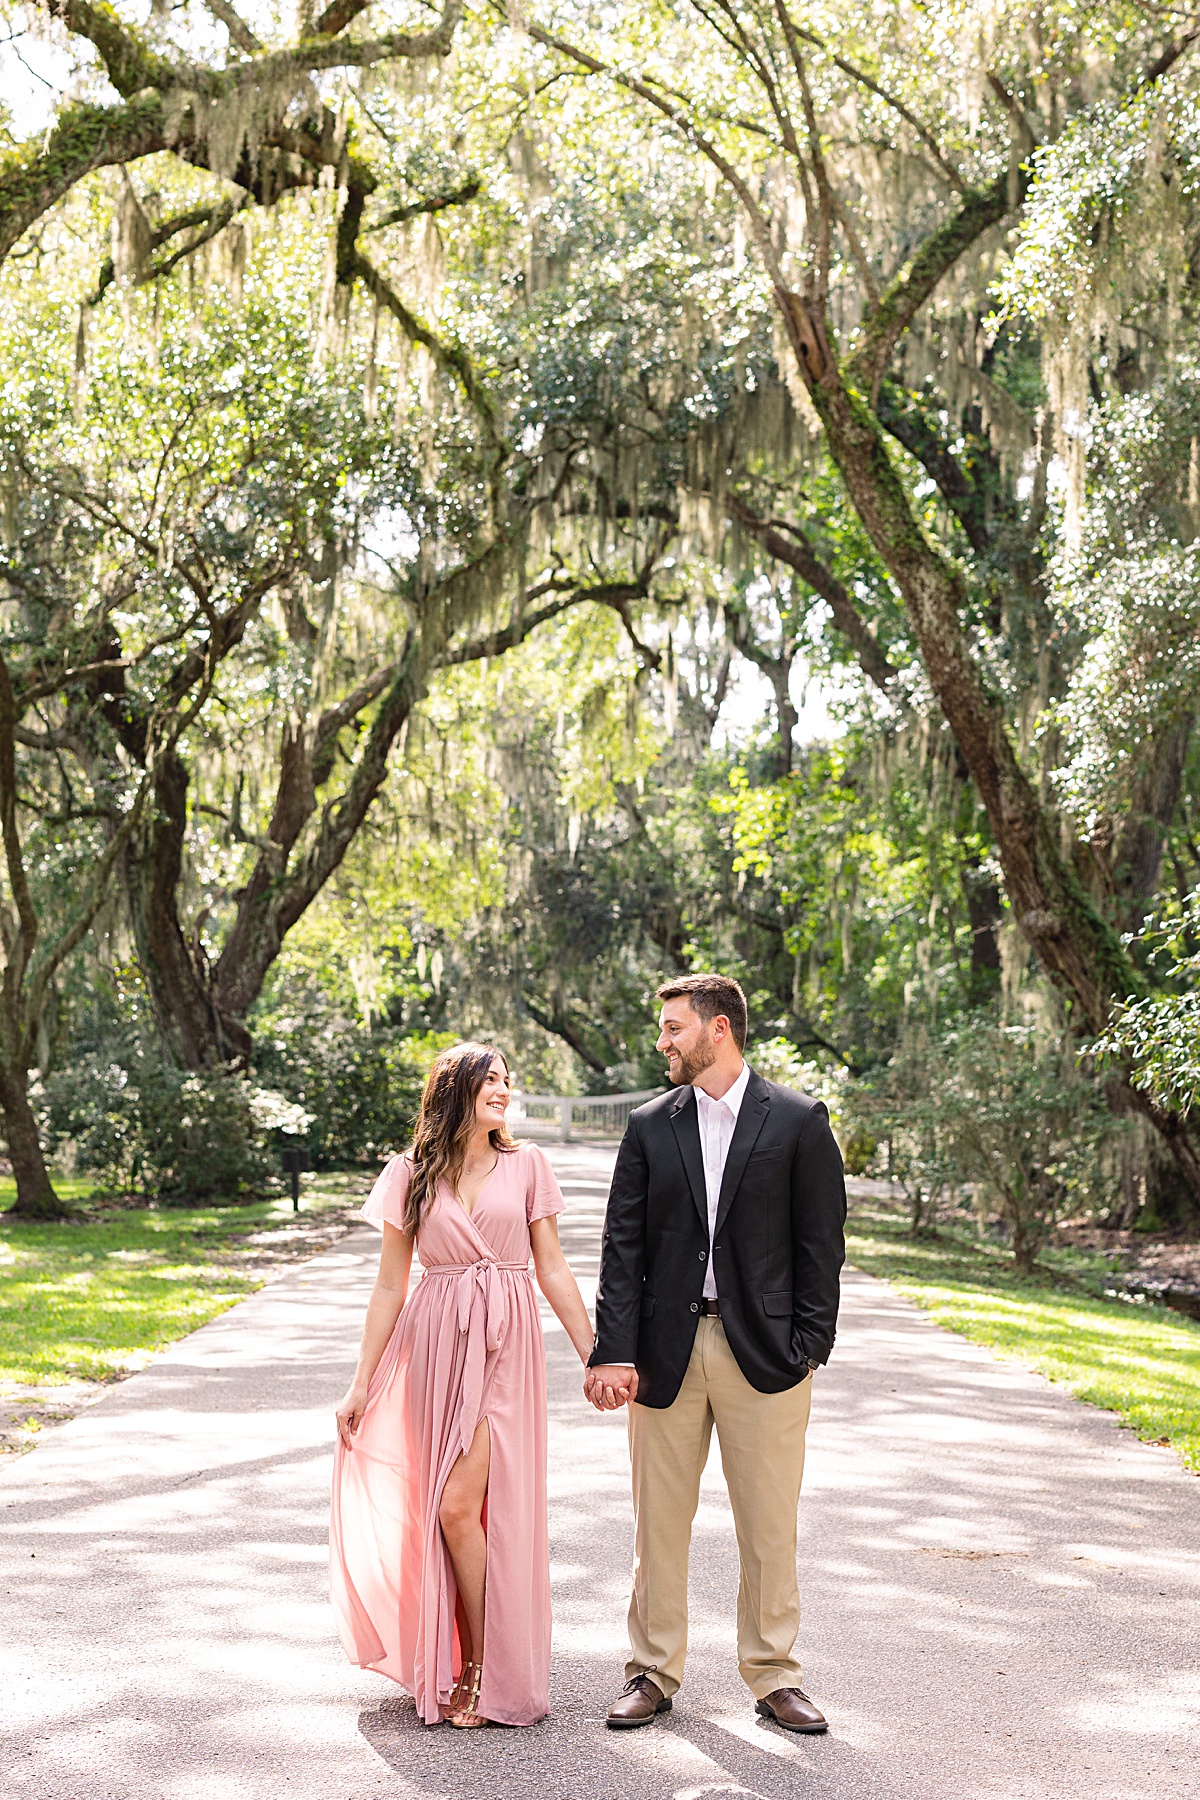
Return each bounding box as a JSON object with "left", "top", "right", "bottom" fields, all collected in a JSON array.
[{"left": 329, "top": 1140, "right": 564, "bottom": 1727}]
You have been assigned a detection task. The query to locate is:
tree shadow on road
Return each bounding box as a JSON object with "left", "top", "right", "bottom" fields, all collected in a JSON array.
[{"left": 358, "top": 1684, "right": 911, "bottom": 1800}]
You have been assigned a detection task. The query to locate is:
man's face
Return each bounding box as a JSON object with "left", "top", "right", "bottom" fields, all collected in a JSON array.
[{"left": 656, "top": 998, "right": 717, "bottom": 1087}]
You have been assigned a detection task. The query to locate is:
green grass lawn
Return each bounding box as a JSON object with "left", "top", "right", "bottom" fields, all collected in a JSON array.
[
  {"left": 0, "top": 1179, "right": 365, "bottom": 1388},
  {"left": 847, "top": 1199, "right": 1200, "bottom": 1475},
  {"left": 5, "top": 1178, "right": 1198, "bottom": 1479}
]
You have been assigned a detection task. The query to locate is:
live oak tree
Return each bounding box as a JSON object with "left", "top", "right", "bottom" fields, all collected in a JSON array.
[
  {"left": 0, "top": 3, "right": 679, "bottom": 1125},
  {"left": 2, "top": 0, "right": 916, "bottom": 1107},
  {"left": 0, "top": 0, "right": 463, "bottom": 263},
  {"left": 0, "top": 659, "right": 158, "bottom": 1218},
  {"left": 5, "top": 0, "right": 1199, "bottom": 1224},
  {"left": 515, "top": 0, "right": 1200, "bottom": 1200},
  {"left": 0, "top": 213, "right": 381, "bottom": 1212}
]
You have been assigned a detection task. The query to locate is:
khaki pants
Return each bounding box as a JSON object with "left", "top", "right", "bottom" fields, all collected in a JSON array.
[{"left": 625, "top": 1316, "right": 812, "bottom": 1700}]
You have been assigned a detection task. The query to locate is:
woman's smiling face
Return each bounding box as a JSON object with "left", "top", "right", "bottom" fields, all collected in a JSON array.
[{"left": 475, "top": 1057, "right": 511, "bottom": 1129}]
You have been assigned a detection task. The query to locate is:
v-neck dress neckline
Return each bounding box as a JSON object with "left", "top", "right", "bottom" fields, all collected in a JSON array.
[
  {"left": 451, "top": 1152, "right": 500, "bottom": 1222},
  {"left": 330, "top": 1139, "right": 565, "bottom": 1728}
]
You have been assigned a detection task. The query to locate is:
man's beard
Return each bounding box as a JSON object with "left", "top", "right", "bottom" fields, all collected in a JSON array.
[{"left": 669, "top": 1031, "right": 717, "bottom": 1087}]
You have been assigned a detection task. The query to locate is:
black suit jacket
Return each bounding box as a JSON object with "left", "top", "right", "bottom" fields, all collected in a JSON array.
[{"left": 589, "top": 1068, "right": 846, "bottom": 1408}]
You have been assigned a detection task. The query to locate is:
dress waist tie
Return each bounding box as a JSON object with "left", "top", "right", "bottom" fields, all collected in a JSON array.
[{"left": 423, "top": 1259, "right": 530, "bottom": 1454}]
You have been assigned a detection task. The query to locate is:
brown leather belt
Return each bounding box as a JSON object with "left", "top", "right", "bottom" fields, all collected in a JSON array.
[{"left": 699, "top": 1298, "right": 721, "bottom": 1317}]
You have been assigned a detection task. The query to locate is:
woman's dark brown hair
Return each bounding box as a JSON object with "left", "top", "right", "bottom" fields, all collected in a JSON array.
[{"left": 401, "top": 1041, "right": 516, "bottom": 1236}]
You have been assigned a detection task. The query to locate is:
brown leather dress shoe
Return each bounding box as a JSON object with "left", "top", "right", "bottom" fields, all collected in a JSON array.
[
  {"left": 755, "top": 1687, "right": 828, "bottom": 1733},
  {"left": 606, "top": 1674, "right": 672, "bottom": 1728}
]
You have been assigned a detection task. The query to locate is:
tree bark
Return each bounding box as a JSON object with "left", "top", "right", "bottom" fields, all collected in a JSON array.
[
  {"left": 727, "top": 496, "right": 900, "bottom": 694},
  {"left": 776, "top": 286, "right": 1200, "bottom": 1204},
  {"left": 125, "top": 752, "right": 252, "bottom": 1069},
  {"left": 1104, "top": 714, "right": 1194, "bottom": 935},
  {"left": 728, "top": 606, "right": 798, "bottom": 776},
  {"left": 212, "top": 632, "right": 427, "bottom": 1027},
  {"left": 0, "top": 1059, "right": 67, "bottom": 1217},
  {"left": 522, "top": 997, "right": 613, "bottom": 1074},
  {"left": 961, "top": 866, "right": 1003, "bottom": 979}
]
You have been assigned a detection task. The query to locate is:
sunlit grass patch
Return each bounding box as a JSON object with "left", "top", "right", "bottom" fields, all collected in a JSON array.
[
  {"left": 0, "top": 1185, "right": 361, "bottom": 1387},
  {"left": 847, "top": 1202, "right": 1200, "bottom": 1475}
]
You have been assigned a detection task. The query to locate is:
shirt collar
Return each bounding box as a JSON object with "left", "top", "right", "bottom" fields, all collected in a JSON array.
[{"left": 693, "top": 1059, "right": 750, "bottom": 1120}]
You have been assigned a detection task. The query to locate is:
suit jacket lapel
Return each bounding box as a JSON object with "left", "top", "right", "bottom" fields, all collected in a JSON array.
[
  {"left": 668, "top": 1087, "right": 709, "bottom": 1233},
  {"left": 714, "top": 1069, "right": 770, "bottom": 1237}
]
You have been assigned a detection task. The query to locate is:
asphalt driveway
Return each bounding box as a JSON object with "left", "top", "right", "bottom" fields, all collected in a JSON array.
[{"left": 3, "top": 1144, "right": 1198, "bottom": 1799}]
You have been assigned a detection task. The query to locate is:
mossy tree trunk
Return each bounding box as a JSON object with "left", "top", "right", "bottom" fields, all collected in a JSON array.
[
  {"left": 0, "top": 1061, "right": 67, "bottom": 1219},
  {"left": 126, "top": 583, "right": 625, "bottom": 1069},
  {"left": 0, "top": 650, "right": 153, "bottom": 1217},
  {"left": 125, "top": 753, "right": 254, "bottom": 1072},
  {"left": 777, "top": 285, "right": 1200, "bottom": 1205}
]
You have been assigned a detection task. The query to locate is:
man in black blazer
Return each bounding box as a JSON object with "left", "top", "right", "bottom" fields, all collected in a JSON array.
[{"left": 585, "top": 974, "right": 845, "bottom": 1732}]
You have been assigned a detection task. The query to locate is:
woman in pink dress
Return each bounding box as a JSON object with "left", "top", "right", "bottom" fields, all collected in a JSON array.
[{"left": 329, "top": 1041, "right": 601, "bottom": 1728}]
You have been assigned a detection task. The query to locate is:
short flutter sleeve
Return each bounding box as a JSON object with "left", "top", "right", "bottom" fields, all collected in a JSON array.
[
  {"left": 524, "top": 1142, "right": 565, "bottom": 1223},
  {"left": 361, "top": 1153, "right": 412, "bottom": 1232}
]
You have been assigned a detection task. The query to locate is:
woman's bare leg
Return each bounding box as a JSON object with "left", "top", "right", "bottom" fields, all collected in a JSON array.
[{"left": 439, "top": 1418, "right": 491, "bottom": 1706}]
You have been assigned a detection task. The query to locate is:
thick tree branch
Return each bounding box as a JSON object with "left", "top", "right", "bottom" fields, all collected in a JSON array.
[
  {"left": 350, "top": 250, "right": 507, "bottom": 455},
  {"left": 437, "top": 583, "right": 651, "bottom": 668},
  {"left": 0, "top": 655, "right": 39, "bottom": 1021},
  {"left": 779, "top": 285, "right": 1140, "bottom": 1036},
  {"left": 367, "top": 177, "right": 481, "bottom": 232},
  {"left": 229, "top": 21, "right": 464, "bottom": 82},
  {"left": 875, "top": 380, "right": 992, "bottom": 557},
  {"left": 313, "top": 665, "right": 400, "bottom": 754},
  {"left": 205, "top": 0, "right": 261, "bottom": 55},
  {"left": 312, "top": 0, "right": 374, "bottom": 37},
  {"left": 1139, "top": 21, "right": 1200, "bottom": 89},
  {"left": 4, "top": 0, "right": 461, "bottom": 263},
  {"left": 986, "top": 73, "right": 1039, "bottom": 151},
  {"left": 608, "top": 594, "right": 662, "bottom": 671},
  {"left": 14, "top": 724, "right": 87, "bottom": 753},
  {"left": 0, "top": 94, "right": 172, "bottom": 263},
  {"left": 437, "top": 595, "right": 583, "bottom": 667},
  {"left": 44, "top": 0, "right": 176, "bottom": 98},
  {"left": 17, "top": 657, "right": 137, "bottom": 707},
  {"left": 728, "top": 494, "right": 899, "bottom": 692},
  {"left": 213, "top": 631, "right": 424, "bottom": 1017},
  {"left": 44, "top": 0, "right": 461, "bottom": 93},
  {"left": 522, "top": 994, "right": 611, "bottom": 1074},
  {"left": 846, "top": 172, "right": 1013, "bottom": 395},
  {"left": 89, "top": 193, "right": 250, "bottom": 302}
]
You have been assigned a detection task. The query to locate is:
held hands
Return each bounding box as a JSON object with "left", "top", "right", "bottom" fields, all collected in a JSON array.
[
  {"left": 335, "top": 1379, "right": 369, "bottom": 1449},
  {"left": 584, "top": 1364, "right": 638, "bottom": 1411}
]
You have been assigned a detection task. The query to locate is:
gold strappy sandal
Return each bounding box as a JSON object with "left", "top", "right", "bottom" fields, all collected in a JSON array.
[
  {"left": 447, "top": 1660, "right": 487, "bottom": 1728},
  {"left": 445, "top": 1660, "right": 476, "bottom": 1715}
]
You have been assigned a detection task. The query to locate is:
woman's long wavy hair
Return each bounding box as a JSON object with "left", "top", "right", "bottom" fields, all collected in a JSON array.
[{"left": 402, "top": 1041, "right": 516, "bottom": 1236}]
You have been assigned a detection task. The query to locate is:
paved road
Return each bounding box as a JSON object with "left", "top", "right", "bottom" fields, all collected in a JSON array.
[{"left": 3, "top": 1144, "right": 1199, "bottom": 1800}]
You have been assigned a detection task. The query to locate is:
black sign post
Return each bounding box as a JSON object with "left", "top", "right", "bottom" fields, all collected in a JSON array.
[{"left": 280, "top": 1144, "right": 310, "bottom": 1212}]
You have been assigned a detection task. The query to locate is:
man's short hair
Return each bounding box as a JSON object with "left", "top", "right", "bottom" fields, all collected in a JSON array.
[{"left": 656, "top": 974, "right": 748, "bottom": 1051}]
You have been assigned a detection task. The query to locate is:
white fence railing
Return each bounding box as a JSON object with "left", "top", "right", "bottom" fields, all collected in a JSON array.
[{"left": 509, "top": 1089, "right": 663, "bottom": 1143}]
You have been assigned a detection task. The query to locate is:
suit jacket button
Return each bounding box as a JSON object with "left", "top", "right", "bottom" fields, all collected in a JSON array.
[
  {"left": 690, "top": 1302, "right": 699, "bottom": 1313},
  {"left": 698, "top": 1250, "right": 706, "bottom": 1261}
]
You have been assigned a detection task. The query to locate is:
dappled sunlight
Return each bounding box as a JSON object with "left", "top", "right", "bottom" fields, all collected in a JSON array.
[
  {"left": 846, "top": 1206, "right": 1200, "bottom": 1475},
  {"left": 3, "top": 1159, "right": 1198, "bottom": 1799},
  {"left": 1072, "top": 1672, "right": 1200, "bottom": 1735}
]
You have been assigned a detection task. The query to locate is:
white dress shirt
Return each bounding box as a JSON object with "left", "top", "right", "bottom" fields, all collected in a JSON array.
[{"left": 693, "top": 1061, "right": 751, "bottom": 1300}]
